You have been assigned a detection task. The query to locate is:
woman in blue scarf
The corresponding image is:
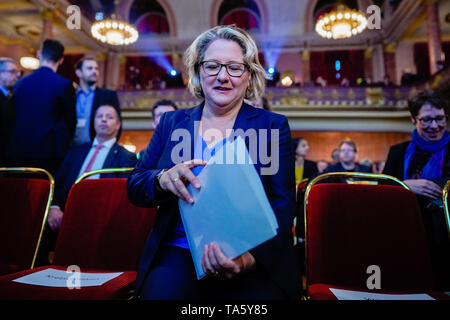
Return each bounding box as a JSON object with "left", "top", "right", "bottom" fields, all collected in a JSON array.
[{"left": 383, "top": 89, "right": 450, "bottom": 291}]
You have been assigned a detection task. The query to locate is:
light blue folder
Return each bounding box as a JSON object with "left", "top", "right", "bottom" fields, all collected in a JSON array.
[{"left": 178, "top": 137, "right": 278, "bottom": 279}]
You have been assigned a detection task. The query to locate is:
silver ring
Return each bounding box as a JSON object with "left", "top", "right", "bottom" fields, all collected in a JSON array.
[{"left": 171, "top": 176, "right": 179, "bottom": 183}]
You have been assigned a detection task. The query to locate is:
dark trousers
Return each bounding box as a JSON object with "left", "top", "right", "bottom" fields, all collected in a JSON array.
[
  {"left": 140, "top": 245, "right": 287, "bottom": 300},
  {"left": 419, "top": 196, "right": 450, "bottom": 291}
]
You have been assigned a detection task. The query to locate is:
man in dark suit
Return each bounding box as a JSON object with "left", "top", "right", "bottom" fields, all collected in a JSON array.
[
  {"left": 5, "top": 39, "right": 76, "bottom": 175},
  {"left": 47, "top": 104, "right": 137, "bottom": 231},
  {"left": 0, "top": 57, "right": 20, "bottom": 165},
  {"left": 72, "top": 57, "right": 120, "bottom": 145}
]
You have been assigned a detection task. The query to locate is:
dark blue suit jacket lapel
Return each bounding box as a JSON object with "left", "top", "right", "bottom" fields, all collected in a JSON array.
[{"left": 103, "top": 143, "right": 119, "bottom": 169}]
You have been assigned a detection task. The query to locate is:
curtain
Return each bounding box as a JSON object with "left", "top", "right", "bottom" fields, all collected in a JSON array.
[{"left": 310, "top": 50, "right": 364, "bottom": 85}]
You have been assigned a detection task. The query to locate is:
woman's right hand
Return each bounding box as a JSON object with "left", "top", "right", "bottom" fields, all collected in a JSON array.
[
  {"left": 159, "top": 159, "right": 207, "bottom": 203},
  {"left": 403, "top": 179, "right": 442, "bottom": 199}
]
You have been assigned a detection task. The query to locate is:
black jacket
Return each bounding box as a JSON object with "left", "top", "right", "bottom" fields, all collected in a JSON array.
[
  {"left": 303, "top": 159, "right": 318, "bottom": 180},
  {"left": 6, "top": 67, "right": 76, "bottom": 164},
  {"left": 383, "top": 141, "right": 450, "bottom": 187}
]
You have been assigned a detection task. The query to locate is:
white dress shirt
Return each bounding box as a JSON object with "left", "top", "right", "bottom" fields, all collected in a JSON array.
[{"left": 78, "top": 137, "right": 116, "bottom": 179}]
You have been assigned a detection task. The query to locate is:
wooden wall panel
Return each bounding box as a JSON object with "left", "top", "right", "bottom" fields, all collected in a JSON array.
[
  {"left": 291, "top": 131, "right": 412, "bottom": 163},
  {"left": 120, "top": 130, "right": 412, "bottom": 163}
]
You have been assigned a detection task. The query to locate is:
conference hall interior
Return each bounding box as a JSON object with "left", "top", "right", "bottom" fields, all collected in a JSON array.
[{"left": 0, "top": 0, "right": 449, "bottom": 302}]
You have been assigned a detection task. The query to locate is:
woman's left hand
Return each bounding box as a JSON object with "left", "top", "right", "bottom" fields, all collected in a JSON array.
[{"left": 201, "top": 242, "right": 255, "bottom": 279}]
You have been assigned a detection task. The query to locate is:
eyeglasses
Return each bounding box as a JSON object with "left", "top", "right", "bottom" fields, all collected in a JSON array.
[
  {"left": 339, "top": 149, "right": 355, "bottom": 153},
  {"left": 200, "top": 60, "right": 247, "bottom": 77},
  {"left": 416, "top": 116, "right": 447, "bottom": 126}
]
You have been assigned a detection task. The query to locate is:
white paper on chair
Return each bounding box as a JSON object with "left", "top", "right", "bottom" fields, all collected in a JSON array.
[
  {"left": 12, "top": 268, "right": 123, "bottom": 287},
  {"left": 330, "top": 288, "right": 435, "bottom": 300}
]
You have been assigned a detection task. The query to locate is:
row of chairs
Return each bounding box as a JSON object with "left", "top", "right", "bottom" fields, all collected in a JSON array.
[
  {"left": 1, "top": 167, "right": 449, "bottom": 300},
  {"left": 297, "top": 172, "right": 450, "bottom": 300},
  {"left": 0, "top": 167, "right": 156, "bottom": 300}
]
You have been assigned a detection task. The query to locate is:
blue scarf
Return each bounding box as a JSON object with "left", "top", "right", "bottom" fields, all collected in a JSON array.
[{"left": 403, "top": 129, "right": 450, "bottom": 180}]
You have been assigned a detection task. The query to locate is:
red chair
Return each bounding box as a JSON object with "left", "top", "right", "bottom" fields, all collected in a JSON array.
[
  {"left": 304, "top": 172, "right": 450, "bottom": 300},
  {"left": 294, "top": 178, "right": 309, "bottom": 244},
  {"left": 0, "top": 167, "right": 54, "bottom": 275},
  {"left": 0, "top": 168, "right": 156, "bottom": 299}
]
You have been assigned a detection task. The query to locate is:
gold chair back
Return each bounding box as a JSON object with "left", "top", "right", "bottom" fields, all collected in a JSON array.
[
  {"left": 0, "top": 167, "right": 54, "bottom": 269},
  {"left": 302, "top": 172, "right": 410, "bottom": 299}
]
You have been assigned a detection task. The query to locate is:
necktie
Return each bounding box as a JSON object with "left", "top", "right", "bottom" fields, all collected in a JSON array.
[{"left": 83, "top": 144, "right": 104, "bottom": 174}]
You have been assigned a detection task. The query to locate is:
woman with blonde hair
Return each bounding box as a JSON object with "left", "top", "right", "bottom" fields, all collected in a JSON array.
[{"left": 127, "top": 25, "right": 300, "bottom": 300}]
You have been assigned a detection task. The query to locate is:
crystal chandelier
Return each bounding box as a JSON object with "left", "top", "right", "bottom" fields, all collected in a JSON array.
[
  {"left": 91, "top": 18, "right": 139, "bottom": 46},
  {"left": 315, "top": 5, "right": 368, "bottom": 39}
]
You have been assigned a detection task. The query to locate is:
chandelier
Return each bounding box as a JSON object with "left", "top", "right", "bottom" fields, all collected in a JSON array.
[
  {"left": 91, "top": 18, "right": 139, "bottom": 46},
  {"left": 315, "top": 5, "right": 367, "bottom": 39}
]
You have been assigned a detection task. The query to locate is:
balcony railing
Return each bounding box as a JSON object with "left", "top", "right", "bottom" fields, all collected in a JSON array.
[{"left": 117, "top": 85, "right": 425, "bottom": 111}]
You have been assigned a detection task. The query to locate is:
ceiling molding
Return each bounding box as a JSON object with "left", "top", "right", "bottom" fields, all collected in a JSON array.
[
  {"left": 0, "top": 34, "right": 36, "bottom": 52},
  {"left": 382, "top": 0, "right": 425, "bottom": 43}
]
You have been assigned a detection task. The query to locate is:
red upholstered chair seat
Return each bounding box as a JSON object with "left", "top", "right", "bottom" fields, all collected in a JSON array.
[
  {"left": 307, "top": 183, "right": 434, "bottom": 291},
  {"left": 53, "top": 178, "right": 154, "bottom": 270},
  {"left": 0, "top": 266, "right": 137, "bottom": 300},
  {"left": 0, "top": 177, "right": 51, "bottom": 275},
  {"left": 0, "top": 177, "right": 155, "bottom": 299},
  {"left": 308, "top": 283, "right": 450, "bottom": 300},
  {"left": 304, "top": 178, "right": 447, "bottom": 299}
]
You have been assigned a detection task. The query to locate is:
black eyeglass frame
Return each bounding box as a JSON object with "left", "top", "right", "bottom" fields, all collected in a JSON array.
[
  {"left": 416, "top": 115, "right": 448, "bottom": 126},
  {"left": 200, "top": 60, "right": 248, "bottom": 77}
]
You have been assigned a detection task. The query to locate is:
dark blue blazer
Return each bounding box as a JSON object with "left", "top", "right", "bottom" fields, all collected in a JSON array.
[
  {"left": 127, "top": 102, "right": 301, "bottom": 299},
  {"left": 53, "top": 141, "right": 137, "bottom": 209},
  {"left": 7, "top": 66, "right": 76, "bottom": 161},
  {"left": 89, "top": 88, "right": 120, "bottom": 140}
]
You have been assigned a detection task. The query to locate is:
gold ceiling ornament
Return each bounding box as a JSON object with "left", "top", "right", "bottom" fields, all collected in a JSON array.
[
  {"left": 315, "top": 5, "right": 368, "bottom": 39},
  {"left": 91, "top": 18, "right": 139, "bottom": 46}
]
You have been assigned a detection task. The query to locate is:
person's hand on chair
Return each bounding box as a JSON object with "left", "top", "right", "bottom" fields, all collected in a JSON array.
[{"left": 404, "top": 179, "right": 442, "bottom": 199}]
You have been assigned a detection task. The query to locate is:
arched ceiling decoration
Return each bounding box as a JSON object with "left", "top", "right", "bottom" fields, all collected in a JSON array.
[
  {"left": 127, "top": 0, "right": 176, "bottom": 37},
  {"left": 221, "top": 8, "right": 261, "bottom": 31},
  {"left": 135, "top": 13, "right": 169, "bottom": 35},
  {"left": 211, "top": 0, "right": 269, "bottom": 33}
]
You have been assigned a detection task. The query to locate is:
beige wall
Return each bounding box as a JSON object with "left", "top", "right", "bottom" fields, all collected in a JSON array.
[{"left": 119, "top": 130, "right": 412, "bottom": 163}]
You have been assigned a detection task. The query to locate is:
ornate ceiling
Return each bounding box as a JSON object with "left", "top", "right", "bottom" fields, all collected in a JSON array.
[{"left": 0, "top": 0, "right": 448, "bottom": 56}]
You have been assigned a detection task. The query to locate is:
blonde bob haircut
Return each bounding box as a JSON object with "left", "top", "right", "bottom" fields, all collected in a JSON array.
[{"left": 184, "top": 25, "right": 266, "bottom": 101}]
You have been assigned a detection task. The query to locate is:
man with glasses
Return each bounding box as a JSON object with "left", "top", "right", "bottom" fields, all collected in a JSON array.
[
  {"left": 383, "top": 89, "right": 450, "bottom": 290},
  {"left": 0, "top": 57, "right": 20, "bottom": 165},
  {"left": 323, "top": 139, "right": 372, "bottom": 175}
]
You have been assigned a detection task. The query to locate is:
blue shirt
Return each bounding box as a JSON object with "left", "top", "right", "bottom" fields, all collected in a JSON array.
[
  {"left": 0, "top": 85, "right": 9, "bottom": 98},
  {"left": 166, "top": 134, "right": 228, "bottom": 249},
  {"left": 73, "top": 85, "right": 96, "bottom": 145}
]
